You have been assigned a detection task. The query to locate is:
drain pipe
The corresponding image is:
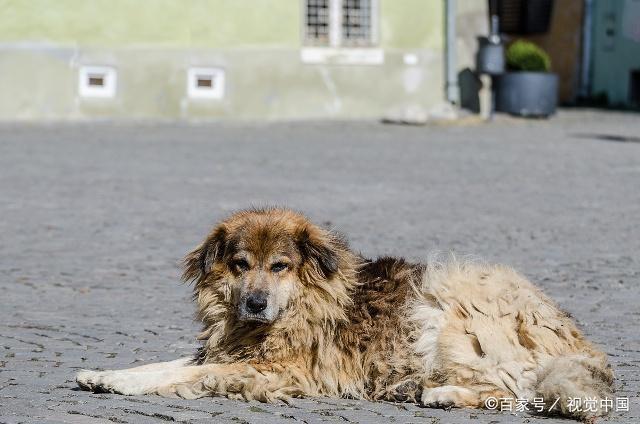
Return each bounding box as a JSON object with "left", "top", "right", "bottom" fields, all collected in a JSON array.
[
  {"left": 445, "top": 0, "right": 459, "bottom": 104},
  {"left": 579, "top": 0, "right": 593, "bottom": 99}
]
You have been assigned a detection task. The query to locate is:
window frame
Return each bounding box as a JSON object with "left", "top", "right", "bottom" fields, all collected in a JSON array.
[{"left": 302, "top": 0, "right": 379, "bottom": 48}]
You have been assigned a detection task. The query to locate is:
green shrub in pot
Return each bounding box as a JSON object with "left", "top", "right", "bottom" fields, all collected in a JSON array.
[
  {"left": 506, "top": 40, "right": 551, "bottom": 72},
  {"left": 496, "top": 40, "right": 558, "bottom": 117}
]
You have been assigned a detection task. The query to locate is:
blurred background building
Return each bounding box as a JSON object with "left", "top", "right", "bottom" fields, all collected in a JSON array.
[
  {"left": 588, "top": 0, "right": 640, "bottom": 106},
  {"left": 0, "top": 0, "right": 487, "bottom": 120},
  {"left": 499, "top": 0, "right": 640, "bottom": 108},
  {"left": 0, "top": 0, "right": 638, "bottom": 121}
]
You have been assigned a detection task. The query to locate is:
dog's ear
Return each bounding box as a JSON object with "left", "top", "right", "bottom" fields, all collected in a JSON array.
[
  {"left": 297, "top": 225, "right": 345, "bottom": 279},
  {"left": 182, "top": 226, "right": 227, "bottom": 283}
]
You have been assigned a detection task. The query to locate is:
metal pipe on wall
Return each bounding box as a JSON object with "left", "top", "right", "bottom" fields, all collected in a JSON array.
[{"left": 580, "top": 0, "right": 593, "bottom": 98}]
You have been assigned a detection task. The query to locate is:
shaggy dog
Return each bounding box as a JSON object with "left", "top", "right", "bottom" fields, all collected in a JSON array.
[{"left": 77, "top": 208, "right": 613, "bottom": 421}]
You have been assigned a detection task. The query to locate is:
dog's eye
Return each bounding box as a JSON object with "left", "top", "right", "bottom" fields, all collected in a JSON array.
[
  {"left": 233, "top": 259, "right": 250, "bottom": 272},
  {"left": 270, "top": 262, "right": 288, "bottom": 273}
]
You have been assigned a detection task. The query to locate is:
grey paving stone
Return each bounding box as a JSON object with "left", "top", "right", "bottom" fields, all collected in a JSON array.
[{"left": 1, "top": 110, "right": 638, "bottom": 423}]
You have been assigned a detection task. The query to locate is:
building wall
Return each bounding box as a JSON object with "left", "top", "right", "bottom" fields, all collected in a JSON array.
[
  {"left": 590, "top": 0, "right": 640, "bottom": 105},
  {"left": 455, "top": 0, "right": 489, "bottom": 71},
  {"left": 0, "top": 0, "right": 300, "bottom": 48},
  {"left": 0, "top": 0, "right": 487, "bottom": 121},
  {"left": 522, "top": 0, "right": 584, "bottom": 104}
]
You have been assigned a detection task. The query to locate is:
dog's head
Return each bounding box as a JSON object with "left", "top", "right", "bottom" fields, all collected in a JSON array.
[{"left": 183, "top": 208, "right": 355, "bottom": 326}]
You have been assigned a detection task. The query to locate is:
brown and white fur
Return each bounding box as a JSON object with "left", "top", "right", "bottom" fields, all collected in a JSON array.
[{"left": 76, "top": 208, "right": 613, "bottom": 421}]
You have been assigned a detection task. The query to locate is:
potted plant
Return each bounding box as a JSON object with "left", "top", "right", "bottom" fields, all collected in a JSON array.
[{"left": 495, "top": 40, "right": 558, "bottom": 117}]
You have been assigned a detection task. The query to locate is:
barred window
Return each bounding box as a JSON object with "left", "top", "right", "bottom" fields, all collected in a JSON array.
[
  {"left": 342, "top": 0, "right": 372, "bottom": 46},
  {"left": 305, "top": 0, "right": 330, "bottom": 45},
  {"left": 304, "top": 0, "right": 376, "bottom": 47}
]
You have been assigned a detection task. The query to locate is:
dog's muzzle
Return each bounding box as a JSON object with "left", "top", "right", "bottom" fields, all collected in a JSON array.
[
  {"left": 245, "top": 291, "right": 268, "bottom": 314},
  {"left": 238, "top": 290, "right": 276, "bottom": 323}
]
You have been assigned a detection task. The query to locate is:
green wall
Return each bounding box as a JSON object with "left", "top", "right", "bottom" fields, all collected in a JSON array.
[
  {"left": 0, "top": 0, "right": 301, "bottom": 47},
  {"left": 381, "top": 0, "right": 443, "bottom": 49},
  {"left": 0, "top": 0, "right": 444, "bottom": 49},
  {"left": 0, "top": 1, "right": 483, "bottom": 120}
]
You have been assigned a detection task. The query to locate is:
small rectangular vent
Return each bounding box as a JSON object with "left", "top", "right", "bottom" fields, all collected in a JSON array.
[
  {"left": 88, "top": 76, "right": 105, "bottom": 86},
  {"left": 196, "top": 76, "right": 213, "bottom": 88},
  {"left": 79, "top": 66, "right": 117, "bottom": 98},
  {"left": 187, "top": 67, "right": 225, "bottom": 99}
]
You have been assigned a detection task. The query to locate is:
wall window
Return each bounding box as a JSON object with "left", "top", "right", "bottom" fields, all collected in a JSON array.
[
  {"left": 305, "top": 0, "right": 330, "bottom": 45},
  {"left": 304, "top": 0, "right": 377, "bottom": 47},
  {"left": 342, "top": 0, "right": 373, "bottom": 45},
  {"left": 490, "top": 0, "right": 555, "bottom": 35}
]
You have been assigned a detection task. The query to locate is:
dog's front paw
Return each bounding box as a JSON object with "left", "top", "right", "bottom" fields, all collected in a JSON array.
[
  {"left": 421, "top": 386, "right": 474, "bottom": 410},
  {"left": 75, "top": 370, "right": 150, "bottom": 395},
  {"left": 76, "top": 369, "right": 104, "bottom": 392},
  {"left": 421, "top": 393, "right": 455, "bottom": 410},
  {"left": 384, "top": 380, "right": 423, "bottom": 403}
]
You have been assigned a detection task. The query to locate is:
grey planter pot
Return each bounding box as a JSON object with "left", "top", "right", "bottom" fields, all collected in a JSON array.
[{"left": 495, "top": 72, "right": 558, "bottom": 117}]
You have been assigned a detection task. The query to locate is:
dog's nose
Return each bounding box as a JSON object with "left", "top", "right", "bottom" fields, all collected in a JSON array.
[{"left": 246, "top": 292, "right": 268, "bottom": 313}]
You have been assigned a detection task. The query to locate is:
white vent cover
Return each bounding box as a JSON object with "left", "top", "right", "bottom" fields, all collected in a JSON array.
[
  {"left": 187, "top": 67, "right": 225, "bottom": 99},
  {"left": 78, "top": 66, "right": 117, "bottom": 98}
]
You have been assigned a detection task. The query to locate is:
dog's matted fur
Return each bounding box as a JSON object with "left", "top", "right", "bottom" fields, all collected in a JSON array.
[{"left": 77, "top": 208, "right": 613, "bottom": 420}]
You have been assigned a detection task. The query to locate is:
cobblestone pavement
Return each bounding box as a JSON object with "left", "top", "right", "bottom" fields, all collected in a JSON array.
[{"left": 1, "top": 110, "right": 639, "bottom": 423}]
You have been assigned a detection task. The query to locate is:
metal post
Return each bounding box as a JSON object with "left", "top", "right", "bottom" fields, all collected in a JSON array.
[
  {"left": 445, "top": 0, "right": 459, "bottom": 104},
  {"left": 580, "top": 0, "right": 593, "bottom": 99}
]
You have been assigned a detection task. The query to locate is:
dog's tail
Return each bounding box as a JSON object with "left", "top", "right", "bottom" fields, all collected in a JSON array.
[{"left": 534, "top": 353, "right": 614, "bottom": 420}]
